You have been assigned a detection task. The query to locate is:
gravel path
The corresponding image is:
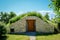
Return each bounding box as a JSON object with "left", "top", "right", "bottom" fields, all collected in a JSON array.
[
  {"left": 30, "top": 36, "right": 36, "bottom": 40},
  {"left": 26, "top": 32, "right": 36, "bottom": 40}
]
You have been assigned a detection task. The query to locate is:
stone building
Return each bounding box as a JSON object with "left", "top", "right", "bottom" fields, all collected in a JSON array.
[{"left": 8, "top": 16, "right": 54, "bottom": 33}]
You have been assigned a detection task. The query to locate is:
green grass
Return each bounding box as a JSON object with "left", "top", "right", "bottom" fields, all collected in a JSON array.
[
  {"left": 6, "top": 33, "right": 60, "bottom": 40},
  {"left": 36, "top": 33, "right": 60, "bottom": 40},
  {"left": 7, "top": 34, "right": 29, "bottom": 40}
]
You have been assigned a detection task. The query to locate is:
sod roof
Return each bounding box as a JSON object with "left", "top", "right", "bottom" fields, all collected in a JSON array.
[{"left": 9, "top": 12, "right": 43, "bottom": 24}]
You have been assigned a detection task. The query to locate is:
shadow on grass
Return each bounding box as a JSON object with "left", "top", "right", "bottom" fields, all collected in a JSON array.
[
  {"left": 9, "top": 32, "right": 36, "bottom": 36},
  {"left": 0, "top": 36, "right": 7, "bottom": 40},
  {"left": 8, "top": 32, "right": 59, "bottom": 36},
  {"left": 36, "top": 32, "right": 59, "bottom": 36},
  {"left": 9, "top": 32, "right": 26, "bottom": 35}
]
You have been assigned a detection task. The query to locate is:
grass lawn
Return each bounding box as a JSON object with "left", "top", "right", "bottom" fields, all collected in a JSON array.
[
  {"left": 6, "top": 33, "right": 60, "bottom": 40},
  {"left": 7, "top": 34, "right": 29, "bottom": 40},
  {"left": 36, "top": 33, "right": 60, "bottom": 40}
]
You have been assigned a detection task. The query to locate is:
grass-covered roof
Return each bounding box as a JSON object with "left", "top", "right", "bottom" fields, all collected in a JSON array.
[
  {"left": 6, "top": 12, "right": 57, "bottom": 29},
  {"left": 8, "top": 12, "right": 57, "bottom": 27},
  {"left": 9, "top": 12, "right": 43, "bottom": 24}
]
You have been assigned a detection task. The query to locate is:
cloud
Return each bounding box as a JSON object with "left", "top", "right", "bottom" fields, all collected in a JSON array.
[
  {"left": 37, "top": 10, "right": 54, "bottom": 15},
  {"left": 16, "top": 11, "right": 28, "bottom": 15},
  {"left": 37, "top": 10, "right": 55, "bottom": 19}
]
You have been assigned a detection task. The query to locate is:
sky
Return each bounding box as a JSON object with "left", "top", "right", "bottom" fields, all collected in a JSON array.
[{"left": 0, "top": 0, "right": 55, "bottom": 19}]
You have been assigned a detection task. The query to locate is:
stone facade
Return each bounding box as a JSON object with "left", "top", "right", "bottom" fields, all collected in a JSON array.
[{"left": 8, "top": 16, "right": 54, "bottom": 33}]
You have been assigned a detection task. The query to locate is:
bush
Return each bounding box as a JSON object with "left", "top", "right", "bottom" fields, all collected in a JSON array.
[{"left": 0, "top": 22, "right": 7, "bottom": 40}]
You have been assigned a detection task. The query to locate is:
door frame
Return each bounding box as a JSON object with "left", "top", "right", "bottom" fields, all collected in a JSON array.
[{"left": 26, "top": 20, "right": 36, "bottom": 32}]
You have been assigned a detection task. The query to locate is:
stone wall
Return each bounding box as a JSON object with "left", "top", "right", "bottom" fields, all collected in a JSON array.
[{"left": 8, "top": 16, "right": 54, "bottom": 33}]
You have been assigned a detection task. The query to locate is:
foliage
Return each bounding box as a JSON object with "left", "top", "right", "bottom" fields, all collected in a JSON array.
[
  {"left": 49, "top": 0, "right": 60, "bottom": 23},
  {"left": 9, "top": 14, "right": 26, "bottom": 24},
  {"left": 0, "top": 12, "right": 16, "bottom": 24},
  {"left": 42, "top": 17, "right": 48, "bottom": 23},
  {"left": 9, "top": 12, "right": 16, "bottom": 19},
  {"left": 27, "top": 12, "right": 43, "bottom": 19},
  {"left": 49, "top": 0, "right": 60, "bottom": 12},
  {"left": 0, "top": 12, "right": 9, "bottom": 23},
  {"left": 9, "top": 12, "right": 43, "bottom": 24},
  {"left": 55, "top": 17, "right": 60, "bottom": 23},
  {"left": 49, "top": 0, "right": 60, "bottom": 31},
  {"left": 0, "top": 22, "right": 7, "bottom": 40},
  {"left": 0, "top": 22, "right": 7, "bottom": 37},
  {"left": 9, "top": 16, "right": 20, "bottom": 24},
  {"left": 44, "top": 13, "right": 50, "bottom": 20}
]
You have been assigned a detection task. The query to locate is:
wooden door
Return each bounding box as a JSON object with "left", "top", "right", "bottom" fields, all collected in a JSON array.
[{"left": 27, "top": 20, "right": 35, "bottom": 32}]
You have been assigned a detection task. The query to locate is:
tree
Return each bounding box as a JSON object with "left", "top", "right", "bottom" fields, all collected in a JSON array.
[
  {"left": 44, "top": 13, "right": 49, "bottom": 20},
  {"left": 0, "top": 12, "right": 10, "bottom": 24},
  {"left": 49, "top": 0, "right": 60, "bottom": 32},
  {"left": 9, "top": 12, "right": 16, "bottom": 19},
  {"left": 0, "top": 12, "right": 16, "bottom": 24},
  {"left": 49, "top": 0, "right": 60, "bottom": 13},
  {"left": 49, "top": 0, "right": 60, "bottom": 23},
  {"left": 0, "top": 22, "right": 7, "bottom": 40}
]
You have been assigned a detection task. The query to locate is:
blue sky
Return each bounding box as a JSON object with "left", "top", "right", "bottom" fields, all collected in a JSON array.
[{"left": 0, "top": 0, "right": 55, "bottom": 19}]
